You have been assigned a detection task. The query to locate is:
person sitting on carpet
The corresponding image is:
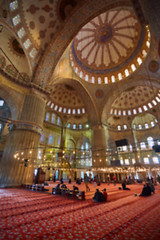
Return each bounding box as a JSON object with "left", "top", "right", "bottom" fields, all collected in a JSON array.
[
  {"left": 122, "top": 180, "right": 130, "bottom": 190},
  {"left": 102, "top": 188, "right": 108, "bottom": 202},
  {"left": 139, "top": 183, "right": 151, "bottom": 196},
  {"left": 61, "top": 183, "right": 67, "bottom": 189},
  {"left": 149, "top": 182, "right": 155, "bottom": 194},
  {"left": 60, "top": 183, "right": 68, "bottom": 195},
  {"left": 54, "top": 183, "right": 60, "bottom": 194},
  {"left": 72, "top": 185, "right": 79, "bottom": 197},
  {"left": 93, "top": 189, "right": 106, "bottom": 202},
  {"left": 73, "top": 185, "right": 79, "bottom": 193}
]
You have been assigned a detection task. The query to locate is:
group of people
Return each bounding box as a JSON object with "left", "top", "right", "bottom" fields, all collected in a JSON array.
[
  {"left": 93, "top": 188, "right": 107, "bottom": 202},
  {"left": 53, "top": 183, "right": 79, "bottom": 196}
]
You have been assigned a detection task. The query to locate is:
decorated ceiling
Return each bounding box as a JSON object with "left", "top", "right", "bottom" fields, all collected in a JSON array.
[
  {"left": 70, "top": 7, "right": 150, "bottom": 84},
  {"left": 0, "top": 0, "right": 160, "bottom": 127},
  {"left": 112, "top": 86, "right": 158, "bottom": 109}
]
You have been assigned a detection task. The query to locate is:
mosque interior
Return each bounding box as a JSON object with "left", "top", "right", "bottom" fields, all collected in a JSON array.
[{"left": 0, "top": 0, "right": 160, "bottom": 186}]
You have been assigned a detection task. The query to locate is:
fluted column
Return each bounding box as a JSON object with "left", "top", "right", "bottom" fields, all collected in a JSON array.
[
  {"left": 0, "top": 91, "right": 46, "bottom": 187},
  {"left": 92, "top": 124, "right": 107, "bottom": 168}
]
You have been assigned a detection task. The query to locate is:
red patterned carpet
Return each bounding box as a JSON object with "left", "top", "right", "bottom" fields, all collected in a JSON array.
[{"left": 0, "top": 183, "right": 160, "bottom": 240}]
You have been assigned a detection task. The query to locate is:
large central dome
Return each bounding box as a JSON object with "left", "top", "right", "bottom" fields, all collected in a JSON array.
[{"left": 70, "top": 7, "right": 150, "bottom": 84}]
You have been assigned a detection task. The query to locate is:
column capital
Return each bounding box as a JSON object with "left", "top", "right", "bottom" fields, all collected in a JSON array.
[{"left": 8, "top": 120, "right": 43, "bottom": 135}]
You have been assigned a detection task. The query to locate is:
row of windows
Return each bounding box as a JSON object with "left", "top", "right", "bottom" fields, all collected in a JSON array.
[
  {"left": 67, "top": 123, "right": 89, "bottom": 129},
  {"left": 47, "top": 101, "right": 86, "bottom": 115},
  {"left": 40, "top": 134, "right": 61, "bottom": 145},
  {"left": 10, "top": 1, "right": 37, "bottom": 59},
  {"left": 116, "top": 120, "right": 158, "bottom": 131},
  {"left": 120, "top": 157, "right": 159, "bottom": 165},
  {"left": 45, "top": 112, "right": 61, "bottom": 125},
  {"left": 71, "top": 49, "right": 149, "bottom": 84},
  {"left": 117, "top": 137, "right": 158, "bottom": 152},
  {"left": 45, "top": 113, "right": 89, "bottom": 129},
  {"left": 111, "top": 95, "right": 160, "bottom": 116}
]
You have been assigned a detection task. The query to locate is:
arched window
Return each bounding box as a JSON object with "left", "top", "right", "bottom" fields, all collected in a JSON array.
[
  {"left": 57, "top": 136, "right": 61, "bottom": 145},
  {"left": 40, "top": 134, "right": 45, "bottom": 143},
  {"left": 48, "top": 134, "right": 54, "bottom": 145},
  {"left": 51, "top": 113, "right": 56, "bottom": 123},
  {"left": 145, "top": 123, "right": 149, "bottom": 129},
  {"left": 104, "top": 77, "right": 108, "bottom": 84},
  {"left": 91, "top": 76, "right": 95, "bottom": 83},
  {"left": 73, "top": 124, "right": 76, "bottom": 129},
  {"left": 117, "top": 125, "right": 121, "bottom": 130},
  {"left": 118, "top": 73, "right": 122, "bottom": 80},
  {"left": 132, "top": 159, "right": 136, "bottom": 164},
  {"left": 153, "top": 157, "right": 159, "bottom": 164},
  {"left": 131, "top": 64, "right": 136, "bottom": 71},
  {"left": 120, "top": 159, "right": 123, "bottom": 165},
  {"left": 12, "top": 14, "right": 21, "bottom": 26},
  {"left": 138, "top": 124, "right": 142, "bottom": 129},
  {"left": 45, "top": 112, "right": 50, "bottom": 121},
  {"left": 57, "top": 117, "right": 60, "bottom": 125},
  {"left": 125, "top": 69, "right": 129, "bottom": 77},
  {"left": 125, "top": 159, "right": 129, "bottom": 165},
  {"left": 147, "top": 137, "right": 154, "bottom": 149},
  {"left": 129, "top": 144, "right": 132, "bottom": 151},
  {"left": 140, "top": 142, "right": 146, "bottom": 150},
  {"left": 144, "top": 157, "right": 149, "bottom": 164},
  {"left": 124, "top": 124, "right": 127, "bottom": 130},
  {"left": 81, "top": 140, "right": 92, "bottom": 166}
]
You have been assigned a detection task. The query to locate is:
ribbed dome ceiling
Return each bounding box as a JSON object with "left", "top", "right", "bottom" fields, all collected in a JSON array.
[{"left": 70, "top": 7, "right": 150, "bottom": 84}]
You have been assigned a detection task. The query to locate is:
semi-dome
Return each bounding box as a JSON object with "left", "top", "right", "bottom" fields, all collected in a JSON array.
[
  {"left": 47, "top": 83, "right": 86, "bottom": 116},
  {"left": 110, "top": 86, "right": 160, "bottom": 116}
]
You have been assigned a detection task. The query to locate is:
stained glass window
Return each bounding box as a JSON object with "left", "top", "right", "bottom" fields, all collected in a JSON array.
[
  {"left": 48, "top": 134, "right": 54, "bottom": 145},
  {"left": 29, "top": 48, "right": 38, "bottom": 58},
  {"left": 17, "top": 27, "right": 25, "bottom": 39},
  {"left": 57, "top": 117, "right": 60, "bottom": 125},
  {"left": 12, "top": 14, "right": 20, "bottom": 26},
  {"left": 144, "top": 157, "right": 149, "bottom": 164},
  {"left": 45, "top": 112, "right": 50, "bottom": 121},
  {"left": 10, "top": 0, "right": 18, "bottom": 11},
  {"left": 153, "top": 157, "right": 159, "bottom": 164},
  {"left": 23, "top": 39, "right": 31, "bottom": 49},
  {"left": 51, "top": 114, "right": 55, "bottom": 123}
]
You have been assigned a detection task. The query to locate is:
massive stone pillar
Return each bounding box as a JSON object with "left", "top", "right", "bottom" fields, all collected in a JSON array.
[
  {"left": 92, "top": 124, "right": 107, "bottom": 168},
  {"left": 0, "top": 90, "right": 46, "bottom": 187}
]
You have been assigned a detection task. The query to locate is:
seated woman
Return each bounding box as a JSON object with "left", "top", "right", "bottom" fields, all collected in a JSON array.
[
  {"left": 122, "top": 180, "right": 130, "bottom": 190},
  {"left": 73, "top": 185, "right": 79, "bottom": 193},
  {"left": 93, "top": 189, "right": 106, "bottom": 202},
  {"left": 60, "top": 183, "right": 68, "bottom": 195},
  {"left": 102, "top": 188, "right": 107, "bottom": 202},
  {"left": 72, "top": 185, "right": 79, "bottom": 197},
  {"left": 53, "top": 183, "right": 60, "bottom": 194},
  {"left": 139, "top": 183, "right": 151, "bottom": 196},
  {"left": 61, "top": 183, "right": 67, "bottom": 189}
]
